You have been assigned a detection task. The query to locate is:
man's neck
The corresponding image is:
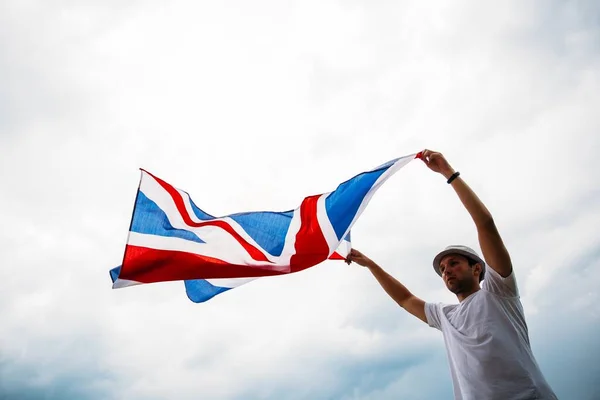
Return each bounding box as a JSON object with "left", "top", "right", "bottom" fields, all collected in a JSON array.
[{"left": 456, "top": 286, "right": 481, "bottom": 302}]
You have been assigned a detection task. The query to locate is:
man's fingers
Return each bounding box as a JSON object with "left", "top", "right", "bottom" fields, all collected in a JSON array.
[
  {"left": 421, "top": 149, "right": 447, "bottom": 171},
  {"left": 346, "top": 254, "right": 362, "bottom": 266},
  {"left": 421, "top": 149, "right": 434, "bottom": 164},
  {"left": 421, "top": 149, "right": 430, "bottom": 160},
  {"left": 347, "top": 248, "right": 373, "bottom": 267},
  {"left": 345, "top": 251, "right": 356, "bottom": 264}
]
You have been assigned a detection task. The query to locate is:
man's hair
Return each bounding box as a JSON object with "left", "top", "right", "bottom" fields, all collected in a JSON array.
[{"left": 467, "top": 257, "right": 484, "bottom": 282}]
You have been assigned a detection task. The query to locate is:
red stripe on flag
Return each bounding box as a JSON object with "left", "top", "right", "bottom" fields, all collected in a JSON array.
[
  {"left": 290, "top": 195, "right": 330, "bottom": 272},
  {"left": 120, "top": 245, "right": 284, "bottom": 283},
  {"left": 328, "top": 252, "right": 346, "bottom": 260},
  {"left": 143, "top": 171, "right": 271, "bottom": 263}
]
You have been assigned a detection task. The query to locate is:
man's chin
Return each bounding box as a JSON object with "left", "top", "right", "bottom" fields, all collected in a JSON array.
[{"left": 447, "top": 283, "right": 461, "bottom": 294}]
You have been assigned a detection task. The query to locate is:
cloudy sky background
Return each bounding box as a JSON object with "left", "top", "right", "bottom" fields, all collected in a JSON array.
[{"left": 1, "top": 0, "right": 599, "bottom": 398}]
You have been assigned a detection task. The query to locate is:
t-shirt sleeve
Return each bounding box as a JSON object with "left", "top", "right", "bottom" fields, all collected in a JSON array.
[
  {"left": 425, "top": 302, "right": 443, "bottom": 330},
  {"left": 481, "top": 264, "right": 519, "bottom": 297}
]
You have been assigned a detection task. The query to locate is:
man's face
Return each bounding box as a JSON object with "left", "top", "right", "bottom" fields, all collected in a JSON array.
[{"left": 439, "top": 254, "right": 478, "bottom": 294}]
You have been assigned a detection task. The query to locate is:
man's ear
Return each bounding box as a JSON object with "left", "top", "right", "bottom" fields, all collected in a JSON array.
[{"left": 473, "top": 263, "right": 482, "bottom": 279}]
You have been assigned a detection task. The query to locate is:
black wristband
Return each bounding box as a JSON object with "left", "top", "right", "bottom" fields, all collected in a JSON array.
[{"left": 447, "top": 171, "right": 460, "bottom": 184}]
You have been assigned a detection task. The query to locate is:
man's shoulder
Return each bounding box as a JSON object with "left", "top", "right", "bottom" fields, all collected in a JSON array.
[
  {"left": 429, "top": 301, "right": 459, "bottom": 317},
  {"left": 481, "top": 265, "right": 519, "bottom": 297}
]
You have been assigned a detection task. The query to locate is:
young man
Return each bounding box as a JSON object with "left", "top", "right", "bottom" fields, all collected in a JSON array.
[{"left": 346, "top": 149, "right": 557, "bottom": 400}]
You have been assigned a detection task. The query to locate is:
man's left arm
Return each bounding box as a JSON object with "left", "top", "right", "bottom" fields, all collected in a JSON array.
[
  {"left": 451, "top": 177, "right": 512, "bottom": 277},
  {"left": 421, "top": 150, "right": 513, "bottom": 277}
]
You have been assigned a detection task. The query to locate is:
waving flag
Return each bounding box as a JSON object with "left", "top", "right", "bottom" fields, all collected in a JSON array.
[
  {"left": 110, "top": 233, "right": 351, "bottom": 303},
  {"left": 110, "top": 152, "right": 419, "bottom": 301}
]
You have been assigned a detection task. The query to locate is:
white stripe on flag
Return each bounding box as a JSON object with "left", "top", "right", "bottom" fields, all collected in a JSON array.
[{"left": 127, "top": 231, "right": 289, "bottom": 272}]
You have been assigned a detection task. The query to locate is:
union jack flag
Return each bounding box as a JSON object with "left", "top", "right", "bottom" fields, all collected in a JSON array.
[{"left": 110, "top": 153, "right": 418, "bottom": 302}]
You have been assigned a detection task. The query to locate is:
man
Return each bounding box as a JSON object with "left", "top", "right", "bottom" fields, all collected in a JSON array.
[{"left": 346, "top": 149, "right": 557, "bottom": 400}]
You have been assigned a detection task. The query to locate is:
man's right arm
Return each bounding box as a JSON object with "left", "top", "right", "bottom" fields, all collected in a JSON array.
[{"left": 346, "top": 249, "right": 427, "bottom": 324}]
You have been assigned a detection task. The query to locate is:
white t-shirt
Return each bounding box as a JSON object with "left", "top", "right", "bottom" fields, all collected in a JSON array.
[{"left": 425, "top": 266, "right": 557, "bottom": 400}]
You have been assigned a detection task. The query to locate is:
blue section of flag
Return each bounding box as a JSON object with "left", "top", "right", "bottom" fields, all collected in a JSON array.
[
  {"left": 110, "top": 266, "right": 121, "bottom": 283},
  {"left": 325, "top": 166, "right": 389, "bottom": 240},
  {"left": 187, "top": 190, "right": 293, "bottom": 257},
  {"left": 344, "top": 231, "right": 351, "bottom": 242},
  {"left": 132, "top": 191, "right": 205, "bottom": 243},
  {"left": 229, "top": 211, "right": 293, "bottom": 257},
  {"left": 184, "top": 279, "right": 231, "bottom": 303},
  {"left": 187, "top": 194, "right": 217, "bottom": 221}
]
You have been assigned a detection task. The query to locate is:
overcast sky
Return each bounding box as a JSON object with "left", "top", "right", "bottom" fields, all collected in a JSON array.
[{"left": 1, "top": 0, "right": 599, "bottom": 399}]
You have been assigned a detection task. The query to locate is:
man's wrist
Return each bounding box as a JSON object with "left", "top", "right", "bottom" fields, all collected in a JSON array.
[
  {"left": 442, "top": 169, "right": 456, "bottom": 180},
  {"left": 366, "top": 262, "right": 383, "bottom": 272}
]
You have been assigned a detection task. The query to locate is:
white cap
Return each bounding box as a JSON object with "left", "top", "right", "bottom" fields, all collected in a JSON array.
[{"left": 432, "top": 245, "right": 486, "bottom": 280}]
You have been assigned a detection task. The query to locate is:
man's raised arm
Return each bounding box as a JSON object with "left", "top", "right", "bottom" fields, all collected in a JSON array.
[
  {"left": 346, "top": 249, "right": 427, "bottom": 323},
  {"left": 420, "top": 149, "right": 513, "bottom": 277}
]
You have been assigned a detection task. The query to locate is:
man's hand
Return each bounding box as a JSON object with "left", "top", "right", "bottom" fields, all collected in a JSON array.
[
  {"left": 345, "top": 248, "right": 376, "bottom": 269},
  {"left": 420, "top": 149, "right": 455, "bottom": 180}
]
